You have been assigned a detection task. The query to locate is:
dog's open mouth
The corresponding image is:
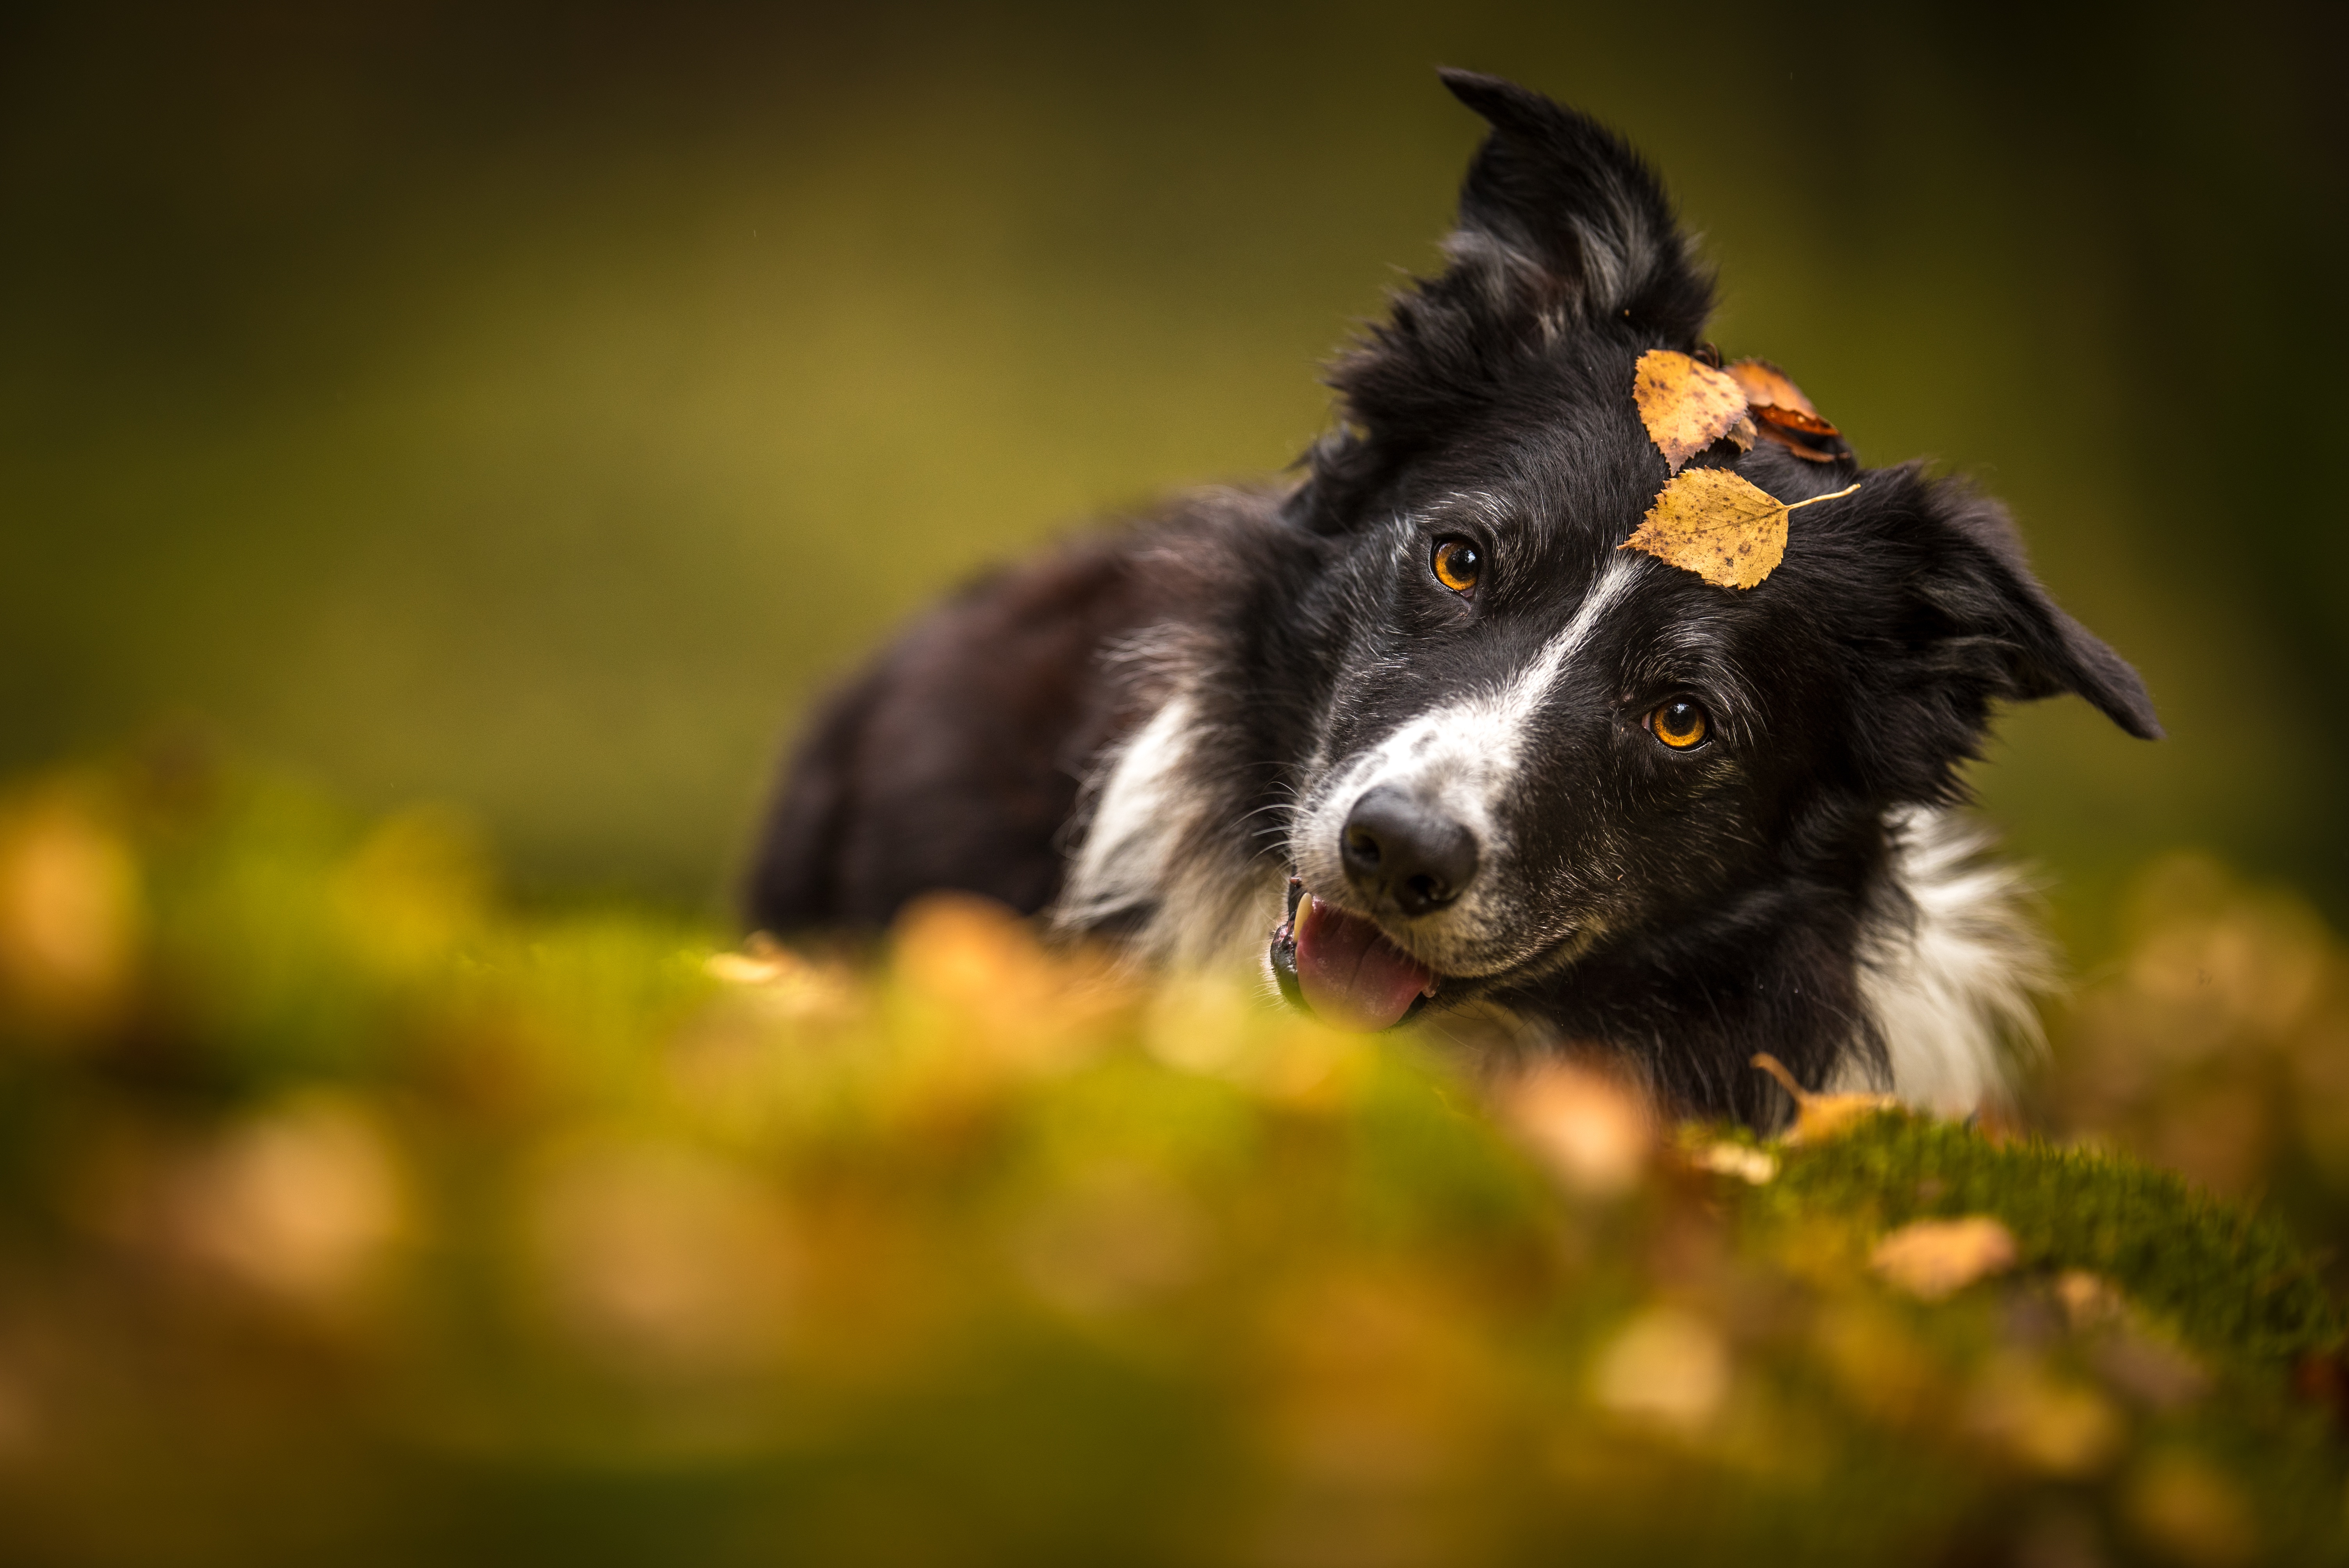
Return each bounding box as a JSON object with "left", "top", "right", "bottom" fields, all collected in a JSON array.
[{"left": 1268, "top": 878, "right": 1436, "bottom": 1032}]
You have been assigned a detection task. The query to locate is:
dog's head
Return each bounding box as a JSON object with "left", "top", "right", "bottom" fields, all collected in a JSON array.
[{"left": 1270, "top": 71, "right": 2159, "bottom": 1032}]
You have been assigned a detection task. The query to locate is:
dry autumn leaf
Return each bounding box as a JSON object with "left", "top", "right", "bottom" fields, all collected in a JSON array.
[
  {"left": 1750, "top": 1051, "right": 1897, "bottom": 1143},
  {"left": 1727, "top": 358, "right": 1848, "bottom": 463},
  {"left": 1724, "top": 358, "right": 1817, "bottom": 417},
  {"left": 1620, "top": 474, "right": 1860, "bottom": 591},
  {"left": 1688, "top": 1141, "right": 1778, "bottom": 1185},
  {"left": 1633, "top": 349, "right": 1756, "bottom": 474},
  {"left": 1871, "top": 1215, "right": 2019, "bottom": 1301},
  {"left": 1507, "top": 1061, "right": 1654, "bottom": 1198},
  {"left": 1755, "top": 406, "right": 1846, "bottom": 464}
]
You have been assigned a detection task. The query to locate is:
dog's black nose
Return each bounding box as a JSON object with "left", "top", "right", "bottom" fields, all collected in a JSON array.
[{"left": 1340, "top": 786, "right": 1478, "bottom": 917}]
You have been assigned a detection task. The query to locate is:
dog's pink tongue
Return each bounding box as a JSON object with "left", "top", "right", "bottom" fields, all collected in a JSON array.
[{"left": 1292, "top": 895, "right": 1434, "bottom": 1032}]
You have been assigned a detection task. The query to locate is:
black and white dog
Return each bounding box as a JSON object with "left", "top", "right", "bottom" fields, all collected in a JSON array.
[{"left": 747, "top": 70, "right": 2158, "bottom": 1127}]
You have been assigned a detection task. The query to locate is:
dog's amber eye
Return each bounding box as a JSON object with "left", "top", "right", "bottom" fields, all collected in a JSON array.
[
  {"left": 1432, "top": 538, "right": 1481, "bottom": 593},
  {"left": 1650, "top": 700, "right": 1709, "bottom": 750}
]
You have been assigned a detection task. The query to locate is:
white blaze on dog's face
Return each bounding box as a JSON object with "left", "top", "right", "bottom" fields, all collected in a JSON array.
[
  {"left": 1292, "top": 524, "right": 1643, "bottom": 973},
  {"left": 1279, "top": 450, "right": 1792, "bottom": 1030}
]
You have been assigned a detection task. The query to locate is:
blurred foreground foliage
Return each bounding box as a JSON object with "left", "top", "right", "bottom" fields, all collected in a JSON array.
[{"left": 2, "top": 753, "right": 2349, "bottom": 1566}]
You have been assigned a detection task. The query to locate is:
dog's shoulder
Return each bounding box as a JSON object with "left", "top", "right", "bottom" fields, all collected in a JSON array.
[{"left": 746, "top": 488, "right": 1283, "bottom": 934}]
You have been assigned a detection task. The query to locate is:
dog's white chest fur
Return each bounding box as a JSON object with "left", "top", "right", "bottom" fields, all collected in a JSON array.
[
  {"left": 1841, "top": 807, "right": 2052, "bottom": 1114},
  {"left": 1055, "top": 692, "right": 2047, "bottom": 1116}
]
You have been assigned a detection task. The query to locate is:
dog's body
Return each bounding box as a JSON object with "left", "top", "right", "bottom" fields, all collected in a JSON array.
[{"left": 747, "top": 73, "right": 2157, "bottom": 1128}]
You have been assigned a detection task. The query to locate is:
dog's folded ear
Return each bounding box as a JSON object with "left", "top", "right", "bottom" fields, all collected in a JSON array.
[
  {"left": 1902, "top": 481, "right": 2163, "bottom": 742},
  {"left": 1436, "top": 69, "right": 1711, "bottom": 345}
]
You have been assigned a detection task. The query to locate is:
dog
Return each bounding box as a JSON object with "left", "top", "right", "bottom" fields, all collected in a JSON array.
[{"left": 745, "top": 69, "right": 2159, "bottom": 1128}]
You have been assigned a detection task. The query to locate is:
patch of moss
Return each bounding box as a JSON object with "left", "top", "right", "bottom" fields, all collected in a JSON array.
[{"left": 1739, "top": 1113, "right": 2342, "bottom": 1367}]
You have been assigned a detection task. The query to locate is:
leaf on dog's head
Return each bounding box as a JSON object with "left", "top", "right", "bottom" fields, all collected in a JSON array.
[
  {"left": 1724, "top": 358, "right": 1817, "bottom": 418},
  {"left": 1755, "top": 404, "right": 1846, "bottom": 464},
  {"left": 1619, "top": 472, "right": 1861, "bottom": 590},
  {"left": 1634, "top": 350, "right": 1756, "bottom": 474},
  {"left": 1727, "top": 359, "right": 1847, "bottom": 463}
]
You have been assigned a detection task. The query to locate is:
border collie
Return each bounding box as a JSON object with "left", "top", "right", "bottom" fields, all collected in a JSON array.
[{"left": 746, "top": 70, "right": 2159, "bottom": 1128}]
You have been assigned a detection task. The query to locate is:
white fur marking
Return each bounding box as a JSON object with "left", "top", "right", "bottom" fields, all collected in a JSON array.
[
  {"left": 1328, "top": 549, "right": 1637, "bottom": 823},
  {"left": 1055, "top": 696, "right": 1195, "bottom": 940},
  {"left": 1288, "top": 551, "right": 1641, "bottom": 969},
  {"left": 1841, "top": 808, "right": 2055, "bottom": 1115}
]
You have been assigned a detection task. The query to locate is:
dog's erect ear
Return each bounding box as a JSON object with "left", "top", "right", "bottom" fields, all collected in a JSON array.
[
  {"left": 1436, "top": 69, "right": 1711, "bottom": 343},
  {"left": 1286, "top": 73, "right": 1712, "bottom": 533},
  {"left": 1905, "top": 482, "right": 2163, "bottom": 741}
]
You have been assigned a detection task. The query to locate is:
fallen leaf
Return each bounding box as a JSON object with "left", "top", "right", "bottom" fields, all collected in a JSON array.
[
  {"left": 1620, "top": 474, "right": 1861, "bottom": 591},
  {"left": 1591, "top": 1307, "right": 1731, "bottom": 1430},
  {"left": 0, "top": 798, "right": 140, "bottom": 1023},
  {"left": 1871, "top": 1215, "right": 2019, "bottom": 1301},
  {"left": 1723, "top": 358, "right": 1815, "bottom": 416},
  {"left": 1748, "top": 1051, "right": 1897, "bottom": 1142},
  {"left": 1507, "top": 1061, "right": 1654, "bottom": 1198},
  {"left": 1633, "top": 349, "right": 1757, "bottom": 474},
  {"left": 706, "top": 937, "right": 857, "bottom": 1020},
  {"left": 1688, "top": 1141, "right": 1778, "bottom": 1184},
  {"left": 172, "top": 1097, "right": 408, "bottom": 1309}
]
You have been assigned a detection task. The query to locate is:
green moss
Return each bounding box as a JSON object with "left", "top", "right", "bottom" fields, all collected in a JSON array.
[{"left": 1741, "top": 1113, "right": 2342, "bottom": 1366}]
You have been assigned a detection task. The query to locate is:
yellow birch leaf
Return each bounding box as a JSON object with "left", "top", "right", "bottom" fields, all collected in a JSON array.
[
  {"left": 1633, "top": 349, "right": 1754, "bottom": 474},
  {"left": 1620, "top": 473, "right": 1861, "bottom": 590}
]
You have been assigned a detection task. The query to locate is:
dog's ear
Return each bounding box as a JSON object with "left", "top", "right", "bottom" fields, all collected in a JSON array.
[
  {"left": 1287, "top": 73, "right": 1711, "bottom": 533},
  {"left": 1888, "top": 477, "right": 2163, "bottom": 743},
  {"left": 1436, "top": 69, "right": 1711, "bottom": 344}
]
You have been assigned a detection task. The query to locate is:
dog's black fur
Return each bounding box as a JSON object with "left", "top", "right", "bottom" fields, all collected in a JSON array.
[{"left": 748, "top": 71, "right": 2158, "bottom": 1126}]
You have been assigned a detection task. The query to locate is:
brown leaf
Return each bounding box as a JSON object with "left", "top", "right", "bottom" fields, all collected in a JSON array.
[
  {"left": 1755, "top": 405, "right": 1845, "bottom": 465},
  {"left": 1619, "top": 472, "right": 1860, "bottom": 591},
  {"left": 1756, "top": 404, "right": 1839, "bottom": 439},
  {"left": 1727, "top": 360, "right": 1848, "bottom": 463},
  {"left": 1687, "top": 1141, "right": 1777, "bottom": 1184},
  {"left": 1871, "top": 1215, "right": 2019, "bottom": 1301},
  {"left": 1749, "top": 1050, "right": 1896, "bottom": 1142},
  {"left": 1633, "top": 350, "right": 1754, "bottom": 474},
  {"left": 1506, "top": 1062, "right": 1655, "bottom": 1198},
  {"left": 1723, "top": 358, "right": 1818, "bottom": 417}
]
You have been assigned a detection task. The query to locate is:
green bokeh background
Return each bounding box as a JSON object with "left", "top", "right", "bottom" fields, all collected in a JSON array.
[{"left": 4, "top": 0, "right": 2343, "bottom": 950}]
